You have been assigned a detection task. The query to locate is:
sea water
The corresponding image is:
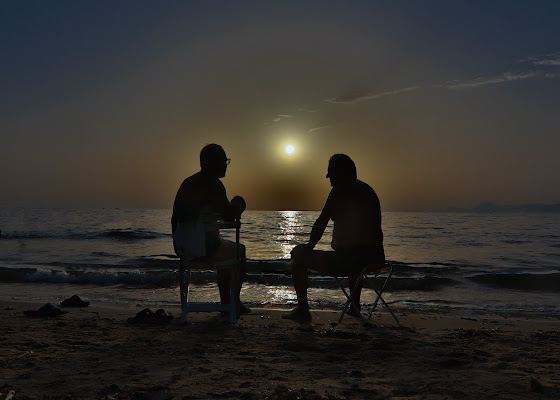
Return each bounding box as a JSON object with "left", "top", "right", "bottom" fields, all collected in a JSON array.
[{"left": 1, "top": 208, "right": 559, "bottom": 317}]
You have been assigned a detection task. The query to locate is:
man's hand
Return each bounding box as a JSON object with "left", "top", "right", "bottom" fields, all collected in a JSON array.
[{"left": 231, "top": 195, "right": 246, "bottom": 218}]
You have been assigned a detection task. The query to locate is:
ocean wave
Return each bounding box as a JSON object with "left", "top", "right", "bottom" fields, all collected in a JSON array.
[
  {"left": 2, "top": 259, "right": 559, "bottom": 293},
  {"left": 23, "top": 268, "right": 178, "bottom": 287},
  {"left": 502, "top": 239, "right": 532, "bottom": 244},
  {"left": 467, "top": 273, "right": 560, "bottom": 292},
  {"left": 1, "top": 228, "right": 170, "bottom": 241},
  {"left": 1, "top": 232, "right": 50, "bottom": 239},
  {"left": 0, "top": 264, "right": 454, "bottom": 292},
  {"left": 97, "top": 229, "right": 166, "bottom": 241}
]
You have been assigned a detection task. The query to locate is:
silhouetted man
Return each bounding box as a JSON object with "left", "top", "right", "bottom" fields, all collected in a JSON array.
[
  {"left": 172, "top": 143, "right": 250, "bottom": 315},
  {"left": 284, "top": 154, "right": 384, "bottom": 322}
]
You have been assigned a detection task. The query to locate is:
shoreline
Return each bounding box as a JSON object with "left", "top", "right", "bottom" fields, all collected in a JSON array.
[{"left": 2, "top": 300, "right": 559, "bottom": 399}]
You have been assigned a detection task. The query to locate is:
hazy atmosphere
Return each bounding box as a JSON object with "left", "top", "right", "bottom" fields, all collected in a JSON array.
[{"left": 2, "top": 1, "right": 559, "bottom": 211}]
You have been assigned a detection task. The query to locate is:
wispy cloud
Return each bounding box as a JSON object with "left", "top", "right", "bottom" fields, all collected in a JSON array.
[
  {"left": 308, "top": 124, "right": 334, "bottom": 133},
  {"left": 446, "top": 71, "right": 539, "bottom": 89},
  {"left": 264, "top": 51, "right": 559, "bottom": 131},
  {"left": 521, "top": 51, "right": 560, "bottom": 66},
  {"left": 266, "top": 114, "right": 293, "bottom": 124},
  {"left": 326, "top": 86, "right": 421, "bottom": 104},
  {"left": 325, "top": 51, "right": 560, "bottom": 103}
]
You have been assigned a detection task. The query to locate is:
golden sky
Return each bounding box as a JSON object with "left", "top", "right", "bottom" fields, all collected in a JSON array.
[{"left": 1, "top": 2, "right": 559, "bottom": 211}]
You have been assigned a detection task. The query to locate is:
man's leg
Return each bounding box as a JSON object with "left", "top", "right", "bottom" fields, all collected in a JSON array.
[
  {"left": 348, "top": 272, "right": 363, "bottom": 316},
  {"left": 290, "top": 245, "right": 312, "bottom": 310},
  {"left": 283, "top": 245, "right": 328, "bottom": 322},
  {"left": 213, "top": 239, "right": 248, "bottom": 311}
]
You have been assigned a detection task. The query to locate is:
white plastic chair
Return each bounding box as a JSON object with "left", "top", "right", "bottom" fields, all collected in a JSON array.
[{"left": 178, "top": 220, "right": 241, "bottom": 324}]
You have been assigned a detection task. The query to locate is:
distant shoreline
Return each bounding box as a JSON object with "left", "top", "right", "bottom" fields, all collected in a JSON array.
[{"left": 434, "top": 202, "right": 560, "bottom": 213}]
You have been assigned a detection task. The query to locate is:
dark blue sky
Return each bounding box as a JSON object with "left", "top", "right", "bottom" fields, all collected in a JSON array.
[{"left": 2, "top": 1, "right": 559, "bottom": 210}]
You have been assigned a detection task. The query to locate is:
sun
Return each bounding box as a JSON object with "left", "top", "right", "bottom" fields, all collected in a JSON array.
[{"left": 284, "top": 144, "right": 295, "bottom": 155}]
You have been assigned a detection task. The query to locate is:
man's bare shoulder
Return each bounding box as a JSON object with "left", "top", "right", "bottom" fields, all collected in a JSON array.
[{"left": 355, "top": 179, "right": 379, "bottom": 197}]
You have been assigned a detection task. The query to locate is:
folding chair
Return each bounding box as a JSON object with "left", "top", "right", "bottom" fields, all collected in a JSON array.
[
  {"left": 334, "top": 261, "right": 400, "bottom": 325},
  {"left": 178, "top": 220, "right": 241, "bottom": 324}
]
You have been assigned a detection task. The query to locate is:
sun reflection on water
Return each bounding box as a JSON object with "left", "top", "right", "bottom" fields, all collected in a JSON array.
[
  {"left": 265, "top": 286, "right": 297, "bottom": 303},
  {"left": 277, "top": 211, "right": 302, "bottom": 259}
]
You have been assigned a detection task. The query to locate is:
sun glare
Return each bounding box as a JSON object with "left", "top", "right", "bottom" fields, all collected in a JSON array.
[{"left": 284, "top": 144, "right": 295, "bottom": 155}]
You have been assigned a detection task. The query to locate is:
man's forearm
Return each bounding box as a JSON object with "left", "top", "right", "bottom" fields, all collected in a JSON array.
[{"left": 308, "top": 215, "right": 328, "bottom": 248}]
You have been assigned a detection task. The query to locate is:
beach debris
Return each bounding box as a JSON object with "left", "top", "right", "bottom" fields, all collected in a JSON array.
[
  {"left": 60, "top": 294, "right": 90, "bottom": 307},
  {"left": 23, "top": 303, "right": 68, "bottom": 317},
  {"left": 127, "top": 308, "right": 173, "bottom": 325}
]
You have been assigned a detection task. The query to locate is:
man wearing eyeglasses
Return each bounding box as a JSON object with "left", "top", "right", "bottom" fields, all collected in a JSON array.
[{"left": 172, "top": 143, "right": 250, "bottom": 315}]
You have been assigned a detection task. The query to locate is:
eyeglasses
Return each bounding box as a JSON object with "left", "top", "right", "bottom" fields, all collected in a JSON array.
[{"left": 225, "top": 158, "right": 231, "bottom": 165}]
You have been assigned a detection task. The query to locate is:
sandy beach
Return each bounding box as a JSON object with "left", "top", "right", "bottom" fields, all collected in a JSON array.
[{"left": 1, "top": 301, "right": 559, "bottom": 399}]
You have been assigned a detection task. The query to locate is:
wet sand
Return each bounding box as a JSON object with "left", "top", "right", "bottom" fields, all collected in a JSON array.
[{"left": 1, "top": 301, "right": 559, "bottom": 399}]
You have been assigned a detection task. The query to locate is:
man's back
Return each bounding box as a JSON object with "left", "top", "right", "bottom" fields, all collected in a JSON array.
[
  {"left": 171, "top": 171, "right": 228, "bottom": 233},
  {"left": 326, "top": 179, "right": 383, "bottom": 250}
]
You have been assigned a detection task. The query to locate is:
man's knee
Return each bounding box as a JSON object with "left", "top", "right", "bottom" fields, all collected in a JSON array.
[
  {"left": 291, "top": 244, "right": 309, "bottom": 260},
  {"left": 214, "top": 239, "right": 245, "bottom": 261},
  {"left": 291, "top": 245, "right": 320, "bottom": 272},
  {"left": 239, "top": 243, "right": 246, "bottom": 258}
]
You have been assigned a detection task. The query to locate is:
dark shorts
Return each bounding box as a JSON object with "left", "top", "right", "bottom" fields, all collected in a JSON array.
[{"left": 321, "top": 244, "right": 385, "bottom": 276}]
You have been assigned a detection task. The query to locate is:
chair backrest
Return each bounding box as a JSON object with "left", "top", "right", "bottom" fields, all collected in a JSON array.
[{"left": 173, "top": 220, "right": 206, "bottom": 259}]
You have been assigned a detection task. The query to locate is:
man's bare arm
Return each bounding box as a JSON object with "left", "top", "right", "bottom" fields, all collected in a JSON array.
[{"left": 307, "top": 211, "right": 329, "bottom": 248}]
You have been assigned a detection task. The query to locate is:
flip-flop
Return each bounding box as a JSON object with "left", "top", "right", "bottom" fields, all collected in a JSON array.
[
  {"left": 127, "top": 308, "right": 153, "bottom": 324},
  {"left": 60, "top": 294, "right": 90, "bottom": 307},
  {"left": 153, "top": 309, "right": 173, "bottom": 324},
  {"left": 24, "top": 303, "right": 68, "bottom": 317},
  {"left": 127, "top": 308, "right": 173, "bottom": 324}
]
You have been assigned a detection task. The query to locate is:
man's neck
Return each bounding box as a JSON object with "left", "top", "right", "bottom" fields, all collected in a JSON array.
[{"left": 200, "top": 169, "right": 219, "bottom": 180}]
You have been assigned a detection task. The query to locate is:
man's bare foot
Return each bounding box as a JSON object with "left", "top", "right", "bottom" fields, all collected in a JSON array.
[
  {"left": 346, "top": 306, "right": 362, "bottom": 319},
  {"left": 282, "top": 306, "right": 312, "bottom": 322},
  {"left": 239, "top": 303, "right": 251, "bottom": 315}
]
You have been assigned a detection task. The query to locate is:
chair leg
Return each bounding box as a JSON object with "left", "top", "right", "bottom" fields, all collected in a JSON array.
[
  {"left": 180, "top": 266, "right": 191, "bottom": 323},
  {"left": 229, "top": 265, "right": 237, "bottom": 323},
  {"left": 364, "top": 272, "right": 400, "bottom": 325},
  {"left": 335, "top": 276, "right": 368, "bottom": 324},
  {"left": 335, "top": 277, "right": 352, "bottom": 323}
]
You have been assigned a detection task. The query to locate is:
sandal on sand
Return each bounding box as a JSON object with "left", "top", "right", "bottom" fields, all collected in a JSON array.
[
  {"left": 282, "top": 306, "right": 312, "bottom": 323},
  {"left": 153, "top": 309, "right": 173, "bottom": 324},
  {"left": 60, "top": 294, "right": 90, "bottom": 307},
  {"left": 128, "top": 308, "right": 173, "bottom": 324},
  {"left": 127, "top": 308, "right": 153, "bottom": 324},
  {"left": 24, "top": 303, "right": 68, "bottom": 317}
]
